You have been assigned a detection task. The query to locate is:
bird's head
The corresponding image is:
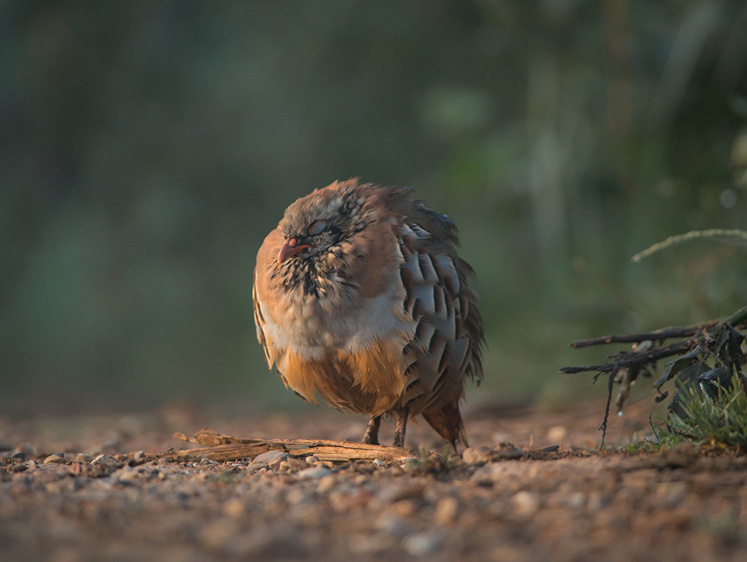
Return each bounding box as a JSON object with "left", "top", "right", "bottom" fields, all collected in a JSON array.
[{"left": 276, "top": 181, "right": 367, "bottom": 266}]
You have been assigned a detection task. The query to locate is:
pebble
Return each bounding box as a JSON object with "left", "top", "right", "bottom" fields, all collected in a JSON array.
[
  {"left": 512, "top": 491, "right": 540, "bottom": 517},
  {"left": 286, "top": 487, "right": 310, "bottom": 506},
  {"left": 253, "top": 451, "right": 288, "bottom": 465},
  {"left": 298, "top": 466, "right": 332, "bottom": 480},
  {"left": 223, "top": 498, "right": 245, "bottom": 518},
  {"left": 559, "top": 492, "right": 586, "bottom": 509},
  {"left": 115, "top": 467, "right": 140, "bottom": 482},
  {"left": 316, "top": 475, "right": 337, "bottom": 493},
  {"left": 434, "top": 496, "right": 459, "bottom": 525},
  {"left": 496, "top": 445, "right": 525, "bottom": 460},
  {"left": 14, "top": 443, "right": 38, "bottom": 458},
  {"left": 403, "top": 531, "right": 444, "bottom": 556},
  {"left": 75, "top": 453, "right": 93, "bottom": 464},
  {"left": 92, "top": 454, "right": 117, "bottom": 467},
  {"left": 393, "top": 499, "right": 419, "bottom": 517},
  {"left": 287, "top": 457, "right": 308, "bottom": 470},
  {"left": 378, "top": 483, "right": 425, "bottom": 503},
  {"left": 462, "top": 446, "right": 491, "bottom": 465},
  {"left": 375, "top": 514, "right": 412, "bottom": 537},
  {"left": 547, "top": 425, "right": 567, "bottom": 442},
  {"left": 44, "top": 454, "right": 65, "bottom": 464}
]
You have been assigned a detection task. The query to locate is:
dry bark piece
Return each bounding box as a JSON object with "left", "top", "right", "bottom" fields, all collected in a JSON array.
[{"left": 165, "top": 429, "right": 412, "bottom": 463}]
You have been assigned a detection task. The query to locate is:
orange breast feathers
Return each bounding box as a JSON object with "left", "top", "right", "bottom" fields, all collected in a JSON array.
[
  {"left": 276, "top": 341, "right": 407, "bottom": 415},
  {"left": 252, "top": 219, "right": 414, "bottom": 414}
]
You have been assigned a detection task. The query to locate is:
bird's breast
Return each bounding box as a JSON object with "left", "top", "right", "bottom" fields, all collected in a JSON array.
[{"left": 256, "top": 272, "right": 414, "bottom": 360}]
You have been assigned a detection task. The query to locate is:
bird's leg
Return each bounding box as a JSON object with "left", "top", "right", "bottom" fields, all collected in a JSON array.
[
  {"left": 362, "top": 414, "right": 381, "bottom": 445},
  {"left": 393, "top": 406, "right": 410, "bottom": 448}
]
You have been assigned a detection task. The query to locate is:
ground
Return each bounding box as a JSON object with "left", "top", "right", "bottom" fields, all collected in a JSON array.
[{"left": 2, "top": 398, "right": 746, "bottom": 562}]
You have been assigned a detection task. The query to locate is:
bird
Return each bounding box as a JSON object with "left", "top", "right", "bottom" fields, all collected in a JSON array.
[{"left": 252, "top": 179, "right": 483, "bottom": 449}]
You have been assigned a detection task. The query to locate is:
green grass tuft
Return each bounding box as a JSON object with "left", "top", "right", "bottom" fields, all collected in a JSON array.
[{"left": 660, "top": 376, "right": 747, "bottom": 451}]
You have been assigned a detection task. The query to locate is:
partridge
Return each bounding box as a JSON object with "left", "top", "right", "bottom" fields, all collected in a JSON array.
[{"left": 252, "top": 179, "right": 483, "bottom": 448}]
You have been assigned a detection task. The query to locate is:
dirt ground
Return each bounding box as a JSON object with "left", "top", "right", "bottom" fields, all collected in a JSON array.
[{"left": 2, "top": 398, "right": 746, "bottom": 562}]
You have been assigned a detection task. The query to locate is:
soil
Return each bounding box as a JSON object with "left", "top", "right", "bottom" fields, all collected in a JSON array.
[{"left": 1, "top": 398, "right": 746, "bottom": 562}]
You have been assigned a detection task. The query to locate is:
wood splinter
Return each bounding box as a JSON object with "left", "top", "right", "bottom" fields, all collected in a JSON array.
[{"left": 165, "top": 428, "right": 412, "bottom": 463}]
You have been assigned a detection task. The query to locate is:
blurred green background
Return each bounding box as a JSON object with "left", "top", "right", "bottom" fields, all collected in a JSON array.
[{"left": 1, "top": 1, "right": 746, "bottom": 416}]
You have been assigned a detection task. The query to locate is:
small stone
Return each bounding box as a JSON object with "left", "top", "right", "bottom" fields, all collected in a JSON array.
[
  {"left": 434, "top": 497, "right": 459, "bottom": 525},
  {"left": 394, "top": 499, "right": 419, "bottom": 517},
  {"left": 378, "top": 483, "right": 425, "bottom": 503},
  {"left": 547, "top": 425, "right": 567, "bottom": 442},
  {"left": 133, "top": 450, "right": 146, "bottom": 460},
  {"left": 287, "top": 457, "right": 308, "bottom": 470},
  {"left": 496, "top": 445, "right": 525, "bottom": 460},
  {"left": 92, "top": 454, "right": 112, "bottom": 464},
  {"left": 375, "top": 515, "right": 412, "bottom": 537},
  {"left": 75, "top": 453, "right": 93, "bottom": 464},
  {"left": 561, "top": 492, "right": 586, "bottom": 509},
  {"left": 10, "top": 451, "right": 26, "bottom": 461},
  {"left": 44, "top": 454, "right": 65, "bottom": 464},
  {"left": 116, "top": 467, "right": 140, "bottom": 482},
  {"left": 286, "top": 487, "right": 310, "bottom": 506},
  {"left": 14, "top": 443, "right": 38, "bottom": 458},
  {"left": 200, "top": 520, "right": 240, "bottom": 549},
  {"left": 253, "top": 450, "right": 289, "bottom": 465},
  {"left": 462, "top": 447, "right": 491, "bottom": 465},
  {"left": 403, "top": 531, "right": 444, "bottom": 556},
  {"left": 298, "top": 466, "right": 332, "bottom": 479},
  {"left": 223, "top": 498, "right": 245, "bottom": 518},
  {"left": 305, "top": 455, "right": 319, "bottom": 464},
  {"left": 512, "top": 491, "right": 539, "bottom": 517},
  {"left": 317, "top": 475, "right": 336, "bottom": 493}
]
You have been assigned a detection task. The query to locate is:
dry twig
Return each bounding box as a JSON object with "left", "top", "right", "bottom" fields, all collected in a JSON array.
[{"left": 562, "top": 305, "right": 747, "bottom": 446}]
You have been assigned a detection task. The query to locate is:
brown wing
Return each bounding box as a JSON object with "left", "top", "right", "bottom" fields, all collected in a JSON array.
[
  {"left": 252, "top": 228, "right": 286, "bottom": 369},
  {"left": 368, "top": 186, "right": 482, "bottom": 446},
  {"left": 252, "top": 277, "right": 270, "bottom": 366}
]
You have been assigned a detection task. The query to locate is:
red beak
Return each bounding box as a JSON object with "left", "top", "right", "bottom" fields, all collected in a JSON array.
[{"left": 278, "top": 237, "right": 310, "bottom": 264}]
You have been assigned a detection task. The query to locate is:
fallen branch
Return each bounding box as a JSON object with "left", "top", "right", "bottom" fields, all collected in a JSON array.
[
  {"left": 562, "top": 305, "right": 747, "bottom": 447},
  {"left": 165, "top": 429, "right": 411, "bottom": 463},
  {"left": 560, "top": 341, "right": 691, "bottom": 375},
  {"left": 569, "top": 325, "right": 714, "bottom": 349}
]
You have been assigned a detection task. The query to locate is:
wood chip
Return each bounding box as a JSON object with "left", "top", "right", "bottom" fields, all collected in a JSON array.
[{"left": 158, "top": 429, "right": 411, "bottom": 462}]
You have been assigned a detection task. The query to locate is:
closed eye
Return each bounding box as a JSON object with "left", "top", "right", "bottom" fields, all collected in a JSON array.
[{"left": 308, "top": 219, "right": 327, "bottom": 236}]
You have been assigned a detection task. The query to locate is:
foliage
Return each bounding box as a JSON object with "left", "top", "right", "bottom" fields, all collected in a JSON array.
[
  {"left": 403, "top": 446, "right": 457, "bottom": 475},
  {"left": 564, "top": 305, "right": 746, "bottom": 447},
  {"left": 662, "top": 374, "right": 747, "bottom": 451}
]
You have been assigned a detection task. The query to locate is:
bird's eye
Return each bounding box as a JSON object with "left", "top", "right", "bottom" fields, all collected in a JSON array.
[{"left": 308, "top": 220, "right": 327, "bottom": 236}]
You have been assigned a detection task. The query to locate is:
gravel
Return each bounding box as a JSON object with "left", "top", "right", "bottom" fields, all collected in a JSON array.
[{"left": 1, "top": 402, "right": 746, "bottom": 561}]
